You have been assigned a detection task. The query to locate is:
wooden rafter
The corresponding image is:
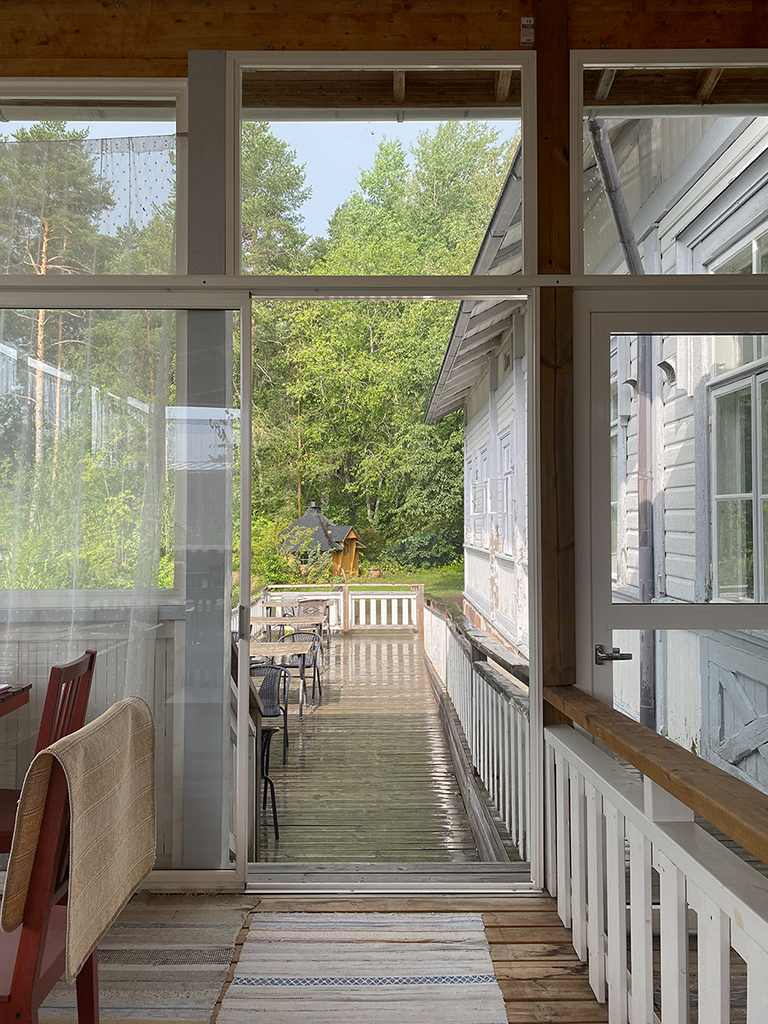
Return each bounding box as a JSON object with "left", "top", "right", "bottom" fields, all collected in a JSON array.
[
  {"left": 696, "top": 66, "right": 724, "bottom": 102},
  {"left": 593, "top": 68, "right": 616, "bottom": 103},
  {"left": 495, "top": 69, "right": 512, "bottom": 104},
  {"left": 392, "top": 70, "right": 406, "bottom": 105}
]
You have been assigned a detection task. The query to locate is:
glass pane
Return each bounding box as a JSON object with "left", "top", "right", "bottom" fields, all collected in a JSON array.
[
  {"left": 0, "top": 307, "right": 237, "bottom": 872},
  {"left": 716, "top": 499, "right": 753, "bottom": 599},
  {"left": 758, "top": 230, "right": 768, "bottom": 274},
  {"left": 610, "top": 379, "right": 618, "bottom": 422},
  {"left": 240, "top": 66, "right": 522, "bottom": 275},
  {"left": 713, "top": 243, "right": 753, "bottom": 275},
  {"left": 580, "top": 104, "right": 768, "bottom": 275},
  {"left": 0, "top": 120, "right": 177, "bottom": 275},
  {"left": 611, "top": 627, "right": 768, "bottom": 802},
  {"left": 608, "top": 334, "right": 768, "bottom": 605},
  {"left": 715, "top": 386, "right": 752, "bottom": 495},
  {"left": 762, "top": 380, "right": 768, "bottom": 491}
]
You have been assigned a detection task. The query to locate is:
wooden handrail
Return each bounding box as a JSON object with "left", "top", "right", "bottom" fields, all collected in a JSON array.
[{"left": 544, "top": 685, "right": 768, "bottom": 866}]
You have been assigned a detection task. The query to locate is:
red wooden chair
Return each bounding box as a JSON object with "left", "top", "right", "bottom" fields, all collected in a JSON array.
[
  {"left": 0, "top": 759, "right": 98, "bottom": 1024},
  {"left": 0, "top": 650, "right": 97, "bottom": 853}
]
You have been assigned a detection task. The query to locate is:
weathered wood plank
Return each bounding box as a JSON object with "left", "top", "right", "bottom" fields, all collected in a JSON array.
[{"left": 543, "top": 686, "right": 768, "bottom": 865}]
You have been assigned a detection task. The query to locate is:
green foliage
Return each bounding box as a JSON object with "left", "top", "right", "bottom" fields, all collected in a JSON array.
[
  {"left": 0, "top": 118, "right": 517, "bottom": 593},
  {"left": 251, "top": 517, "right": 333, "bottom": 585},
  {"left": 381, "top": 522, "right": 464, "bottom": 570}
]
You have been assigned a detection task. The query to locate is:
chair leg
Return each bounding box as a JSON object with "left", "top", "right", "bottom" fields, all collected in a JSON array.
[
  {"left": 282, "top": 709, "right": 288, "bottom": 764},
  {"left": 264, "top": 774, "right": 279, "bottom": 840},
  {"left": 75, "top": 950, "right": 99, "bottom": 1024}
]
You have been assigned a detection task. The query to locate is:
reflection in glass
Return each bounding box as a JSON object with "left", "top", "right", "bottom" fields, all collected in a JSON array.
[
  {"left": 0, "top": 132, "right": 176, "bottom": 276},
  {"left": 716, "top": 500, "right": 753, "bottom": 599},
  {"left": 714, "top": 335, "right": 768, "bottom": 375},
  {"left": 715, "top": 387, "right": 752, "bottom": 496}
]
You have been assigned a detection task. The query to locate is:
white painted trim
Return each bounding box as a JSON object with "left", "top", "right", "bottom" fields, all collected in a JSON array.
[
  {"left": 228, "top": 51, "right": 536, "bottom": 71},
  {"left": 526, "top": 287, "right": 545, "bottom": 889},
  {"left": 235, "top": 300, "right": 252, "bottom": 887},
  {"left": 576, "top": 49, "right": 768, "bottom": 69},
  {"left": 570, "top": 53, "right": 585, "bottom": 277},
  {"left": 0, "top": 77, "right": 186, "bottom": 101}
]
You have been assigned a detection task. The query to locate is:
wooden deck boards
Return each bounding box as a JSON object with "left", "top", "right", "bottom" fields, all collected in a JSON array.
[
  {"left": 258, "top": 632, "right": 480, "bottom": 863},
  {"left": 247, "top": 896, "right": 608, "bottom": 1024}
]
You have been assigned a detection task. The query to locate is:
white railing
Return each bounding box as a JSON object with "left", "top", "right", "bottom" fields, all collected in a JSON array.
[
  {"left": 545, "top": 723, "right": 768, "bottom": 1024},
  {"left": 237, "top": 584, "right": 424, "bottom": 633},
  {"left": 424, "top": 602, "right": 530, "bottom": 861}
]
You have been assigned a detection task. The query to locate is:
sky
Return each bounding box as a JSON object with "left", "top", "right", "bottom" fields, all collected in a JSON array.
[{"left": 0, "top": 116, "right": 520, "bottom": 239}]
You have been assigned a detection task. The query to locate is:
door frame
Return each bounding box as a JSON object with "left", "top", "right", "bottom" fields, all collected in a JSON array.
[{"left": 574, "top": 284, "right": 768, "bottom": 705}]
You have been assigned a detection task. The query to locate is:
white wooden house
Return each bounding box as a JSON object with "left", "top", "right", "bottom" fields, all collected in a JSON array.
[{"left": 430, "top": 114, "right": 768, "bottom": 793}]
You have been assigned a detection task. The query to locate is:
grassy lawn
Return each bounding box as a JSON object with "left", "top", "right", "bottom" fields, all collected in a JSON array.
[{"left": 351, "top": 561, "right": 464, "bottom": 596}]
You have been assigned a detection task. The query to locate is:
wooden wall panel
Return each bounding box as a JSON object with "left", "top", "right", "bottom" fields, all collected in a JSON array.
[
  {"left": 0, "top": 0, "right": 534, "bottom": 77},
  {"left": 3, "top": 1, "right": 768, "bottom": 78}
]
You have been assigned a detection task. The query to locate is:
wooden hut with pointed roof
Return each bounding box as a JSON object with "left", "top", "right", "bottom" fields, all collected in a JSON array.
[{"left": 282, "top": 501, "right": 364, "bottom": 577}]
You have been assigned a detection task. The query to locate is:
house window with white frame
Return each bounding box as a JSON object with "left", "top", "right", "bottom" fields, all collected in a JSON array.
[
  {"left": 500, "top": 428, "right": 513, "bottom": 555},
  {"left": 710, "top": 364, "right": 768, "bottom": 602},
  {"left": 469, "top": 446, "right": 488, "bottom": 548}
]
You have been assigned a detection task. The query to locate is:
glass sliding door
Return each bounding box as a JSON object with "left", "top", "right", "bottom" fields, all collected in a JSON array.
[{"left": 0, "top": 291, "right": 252, "bottom": 884}]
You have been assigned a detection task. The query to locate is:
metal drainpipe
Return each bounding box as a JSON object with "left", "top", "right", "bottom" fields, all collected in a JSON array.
[{"left": 587, "top": 117, "right": 656, "bottom": 730}]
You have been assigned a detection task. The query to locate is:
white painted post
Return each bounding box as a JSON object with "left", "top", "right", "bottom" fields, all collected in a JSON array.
[
  {"left": 544, "top": 742, "right": 557, "bottom": 898},
  {"left": 604, "top": 803, "right": 628, "bottom": 1024},
  {"left": 585, "top": 780, "right": 606, "bottom": 1001},
  {"left": 655, "top": 849, "right": 689, "bottom": 1024},
  {"left": 627, "top": 821, "right": 653, "bottom": 1024},
  {"left": 570, "top": 767, "right": 588, "bottom": 961},
  {"left": 554, "top": 750, "right": 572, "bottom": 928},
  {"left": 692, "top": 885, "right": 730, "bottom": 1024}
]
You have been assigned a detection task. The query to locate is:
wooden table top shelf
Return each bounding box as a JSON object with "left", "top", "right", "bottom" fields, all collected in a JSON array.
[{"left": 0, "top": 682, "right": 32, "bottom": 718}]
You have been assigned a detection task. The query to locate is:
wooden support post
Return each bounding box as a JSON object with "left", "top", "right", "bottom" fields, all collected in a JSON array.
[
  {"left": 412, "top": 583, "right": 425, "bottom": 636},
  {"left": 536, "top": 1, "right": 575, "bottom": 688}
]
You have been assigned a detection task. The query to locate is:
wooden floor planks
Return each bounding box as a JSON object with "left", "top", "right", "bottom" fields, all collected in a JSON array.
[
  {"left": 248, "top": 896, "right": 608, "bottom": 1024},
  {"left": 258, "top": 632, "right": 480, "bottom": 863}
]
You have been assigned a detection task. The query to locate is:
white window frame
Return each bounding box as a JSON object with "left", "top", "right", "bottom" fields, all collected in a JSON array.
[
  {"left": 568, "top": 49, "right": 768, "bottom": 277},
  {"left": 710, "top": 365, "right": 768, "bottom": 603}
]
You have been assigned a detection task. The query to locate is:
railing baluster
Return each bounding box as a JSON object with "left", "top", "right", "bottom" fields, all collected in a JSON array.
[
  {"left": 570, "top": 766, "right": 588, "bottom": 960},
  {"left": 545, "top": 742, "right": 555, "bottom": 896},
  {"left": 627, "top": 821, "right": 653, "bottom": 1024},
  {"left": 586, "top": 780, "right": 606, "bottom": 1002},
  {"left": 554, "top": 750, "right": 572, "bottom": 928},
  {"left": 691, "top": 884, "right": 730, "bottom": 1024},
  {"left": 604, "top": 803, "right": 628, "bottom": 1024},
  {"left": 654, "top": 849, "right": 688, "bottom": 1024}
]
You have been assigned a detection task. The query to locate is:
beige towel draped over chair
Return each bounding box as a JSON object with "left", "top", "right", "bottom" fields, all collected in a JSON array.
[{"left": 1, "top": 696, "right": 156, "bottom": 983}]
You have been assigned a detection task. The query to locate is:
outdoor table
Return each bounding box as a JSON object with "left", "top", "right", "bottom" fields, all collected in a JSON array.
[
  {"left": 0, "top": 682, "right": 32, "bottom": 719},
  {"left": 250, "top": 615, "right": 324, "bottom": 642},
  {"left": 249, "top": 639, "right": 314, "bottom": 717}
]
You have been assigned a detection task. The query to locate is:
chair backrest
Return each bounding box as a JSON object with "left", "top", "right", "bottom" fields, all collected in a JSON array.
[
  {"left": 278, "top": 630, "right": 320, "bottom": 663},
  {"left": 255, "top": 665, "right": 289, "bottom": 717},
  {"left": 6, "top": 759, "right": 72, "bottom": 1002},
  {"left": 36, "top": 650, "right": 97, "bottom": 756},
  {"left": 296, "top": 599, "right": 328, "bottom": 619}
]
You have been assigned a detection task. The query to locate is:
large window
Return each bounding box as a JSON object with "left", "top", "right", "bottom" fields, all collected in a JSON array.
[{"left": 711, "top": 369, "right": 768, "bottom": 602}]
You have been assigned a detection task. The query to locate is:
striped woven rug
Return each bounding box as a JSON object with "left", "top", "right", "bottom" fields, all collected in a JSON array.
[{"left": 217, "top": 912, "right": 507, "bottom": 1024}]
